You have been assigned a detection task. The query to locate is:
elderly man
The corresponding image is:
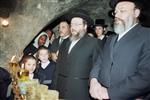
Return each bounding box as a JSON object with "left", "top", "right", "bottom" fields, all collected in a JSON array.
[
  {"left": 90, "top": 0, "right": 150, "bottom": 100},
  {"left": 53, "top": 10, "right": 100, "bottom": 100}
]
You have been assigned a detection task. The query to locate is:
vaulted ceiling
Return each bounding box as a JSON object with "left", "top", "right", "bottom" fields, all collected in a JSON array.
[{"left": 0, "top": 0, "right": 17, "bottom": 18}]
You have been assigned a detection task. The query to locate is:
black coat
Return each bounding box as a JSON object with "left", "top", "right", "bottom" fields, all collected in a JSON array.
[
  {"left": 90, "top": 24, "right": 150, "bottom": 100},
  {"left": 53, "top": 34, "right": 101, "bottom": 100},
  {"left": 50, "top": 37, "right": 60, "bottom": 53},
  {"left": 50, "top": 37, "right": 69, "bottom": 53},
  {"left": 0, "top": 67, "right": 11, "bottom": 100},
  {"left": 97, "top": 36, "right": 107, "bottom": 49}
]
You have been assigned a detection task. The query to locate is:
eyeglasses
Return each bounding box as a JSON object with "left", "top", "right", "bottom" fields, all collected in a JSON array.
[
  {"left": 113, "top": 9, "right": 127, "bottom": 15},
  {"left": 112, "top": 8, "right": 136, "bottom": 16}
]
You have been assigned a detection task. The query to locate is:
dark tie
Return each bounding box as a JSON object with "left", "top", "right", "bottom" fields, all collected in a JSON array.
[
  {"left": 111, "top": 35, "right": 119, "bottom": 61},
  {"left": 59, "top": 38, "right": 64, "bottom": 45},
  {"left": 113, "top": 35, "right": 119, "bottom": 47}
]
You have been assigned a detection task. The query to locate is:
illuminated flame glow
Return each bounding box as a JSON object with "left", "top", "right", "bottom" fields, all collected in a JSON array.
[{"left": 11, "top": 55, "right": 16, "bottom": 62}]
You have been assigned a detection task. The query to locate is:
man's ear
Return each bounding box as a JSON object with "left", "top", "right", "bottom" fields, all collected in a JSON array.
[{"left": 134, "top": 9, "right": 140, "bottom": 18}]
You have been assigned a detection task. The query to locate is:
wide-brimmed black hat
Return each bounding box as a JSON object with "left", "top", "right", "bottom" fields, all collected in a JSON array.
[
  {"left": 68, "top": 9, "right": 94, "bottom": 27},
  {"left": 94, "top": 19, "right": 108, "bottom": 27}
]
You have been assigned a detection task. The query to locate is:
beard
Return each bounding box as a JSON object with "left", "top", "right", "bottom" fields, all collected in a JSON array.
[
  {"left": 114, "top": 18, "right": 126, "bottom": 34},
  {"left": 70, "top": 29, "right": 86, "bottom": 41}
]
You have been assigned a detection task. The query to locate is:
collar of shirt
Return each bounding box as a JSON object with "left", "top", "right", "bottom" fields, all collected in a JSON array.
[
  {"left": 98, "top": 35, "right": 105, "bottom": 40},
  {"left": 68, "top": 39, "right": 80, "bottom": 54},
  {"left": 59, "top": 35, "right": 70, "bottom": 44},
  {"left": 117, "top": 23, "right": 138, "bottom": 41},
  {"left": 41, "top": 60, "right": 50, "bottom": 69},
  {"left": 61, "top": 35, "right": 70, "bottom": 39}
]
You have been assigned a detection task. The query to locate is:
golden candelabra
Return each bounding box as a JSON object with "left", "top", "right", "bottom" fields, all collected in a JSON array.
[
  {"left": 9, "top": 55, "right": 24, "bottom": 100},
  {"left": 8, "top": 55, "right": 59, "bottom": 100}
]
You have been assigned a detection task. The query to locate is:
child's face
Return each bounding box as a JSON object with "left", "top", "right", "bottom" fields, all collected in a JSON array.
[
  {"left": 38, "top": 49, "right": 49, "bottom": 63},
  {"left": 24, "top": 59, "right": 36, "bottom": 73}
]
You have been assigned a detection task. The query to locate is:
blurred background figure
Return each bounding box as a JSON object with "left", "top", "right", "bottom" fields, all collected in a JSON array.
[
  {"left": 45, "top": 29, "right": 55, "bottom": 43},
  {"left": 87, "top": 26, "right": 97, "bottom": 37},
  {"left": 94, "top": 19, "right": 108, "bottom": 48},
  {"left": 23, "top": 32, "right": 51, "bottom": 56},
  {"left": 50, "top": 20, "right": 70, "bottom": 62}
]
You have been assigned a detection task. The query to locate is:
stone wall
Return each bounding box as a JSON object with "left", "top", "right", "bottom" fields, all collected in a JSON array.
[{"left": 0, "top": 0, "right": 111, "bottom": 68}]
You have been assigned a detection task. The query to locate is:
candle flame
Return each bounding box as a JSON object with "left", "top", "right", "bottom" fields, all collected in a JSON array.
[
  {"left": 21, "top": 64, "right": 24, "bottom": 69},
  {"left": 11, "top": 55, "right": 16, "bottom": 62}
]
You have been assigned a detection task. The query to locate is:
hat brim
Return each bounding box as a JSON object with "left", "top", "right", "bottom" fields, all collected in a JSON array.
[{"left": 68, "top": 13, "right": 94, "bottom": 26}]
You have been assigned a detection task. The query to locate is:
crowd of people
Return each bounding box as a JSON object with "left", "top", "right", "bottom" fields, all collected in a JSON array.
[{"left": 1, "top": 0, "right": 150, "bottom": 100}]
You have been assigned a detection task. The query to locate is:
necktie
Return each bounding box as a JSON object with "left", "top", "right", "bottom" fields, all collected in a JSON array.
[
  {"left": 114, "top": 35, "right": 119, "bottom": 44},
  {"left": 59, "top": 38, "right": 64, "bottom": 45}
]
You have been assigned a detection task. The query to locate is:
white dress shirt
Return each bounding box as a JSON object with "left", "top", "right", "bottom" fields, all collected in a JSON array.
[
  {"left": 98, "top": 35, "right": 105, "bottom": 40},
  {"left": 41, "top": 60, "right": 50, "bottom": 69}
]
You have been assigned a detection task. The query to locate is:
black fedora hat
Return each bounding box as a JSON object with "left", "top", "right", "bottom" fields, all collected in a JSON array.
[
  {"left": 68, "top": 9, "right": 94, "bottom": 27},
  {"left": 94, "top": 19, "right": 108, "bottom": 27}
]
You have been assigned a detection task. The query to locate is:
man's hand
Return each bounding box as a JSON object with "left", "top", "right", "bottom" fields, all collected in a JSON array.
[
  {"left": 89, "top": 78, "right": 109, "bottom": 100},
  {"left": 89, "top": 78, "right": 102, "bottom": 100},
  {"left": 100, "top": 86, "right": 109, "bottom": 99}
]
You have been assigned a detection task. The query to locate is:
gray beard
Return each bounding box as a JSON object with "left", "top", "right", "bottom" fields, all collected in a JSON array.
[
  {"left": 70, "top": 31, "right": 86, "bottom": 42},
  {"left": 114, "top": 23, "right": 125, "bottom": 34}
]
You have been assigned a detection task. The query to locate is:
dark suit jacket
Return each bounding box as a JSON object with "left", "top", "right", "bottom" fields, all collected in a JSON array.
[
  {"left": 50, "top": 37, "right": 70, "bottom": 53},
  {"left": 90, "top": 24, "right": 150, "bottom": 100},
  {"left": 34, "top": 60, "right": 56, "bottom": 89},
  {"left": 0, "top": 67, "right": 11, "bottom": 100},
  {"left": 97, "top": 36, "right": 107, "bottom": 49},
  {"left": 54, "top": 34, "right": 101, "bottom": 100},
  {"left": 50, "top": 37, "right": 60, "bottom": 52}
]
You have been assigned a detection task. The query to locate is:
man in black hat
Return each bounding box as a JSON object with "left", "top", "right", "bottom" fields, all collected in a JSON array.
[
  {"left": 94, "top": 19, "right": 108, "bottom": 39},
  {"left": 53, "top": 9, "right": 101, "bottom": 100},
  {"left": 90, "top": 0, "right": 150, "bottom": 100},
  {"left": 94, "top": 19, "right": 108, "bottom": 48}
]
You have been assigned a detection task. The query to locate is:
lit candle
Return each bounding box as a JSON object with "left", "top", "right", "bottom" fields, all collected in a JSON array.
[
  {"left": 9, "top": 55, "right": 18, "bottom": 68},
  {"left": 9, "top": 55, "right": 18, "bottom": 78},
  {"left": 18, "top": 64, "right": 29, "bottom": 81},
  {"left": 11, "top": 55, "right": 16, "bottom": 62}
]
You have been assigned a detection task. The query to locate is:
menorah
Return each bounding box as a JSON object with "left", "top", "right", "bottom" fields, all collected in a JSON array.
[{"left": 9, "top": 55, "right": 24, "bottom": 100}]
